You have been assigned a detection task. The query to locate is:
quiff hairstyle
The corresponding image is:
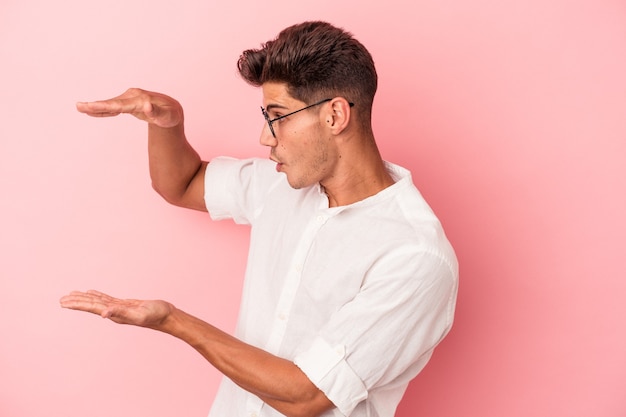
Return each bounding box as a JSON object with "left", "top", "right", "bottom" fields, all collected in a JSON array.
[{"left": 237, "top": 21, "right": 378, "bottom": 126}]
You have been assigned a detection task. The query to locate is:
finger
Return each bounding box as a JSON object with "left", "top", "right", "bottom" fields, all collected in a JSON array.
[
  {"left": 76, "top": 87, "right": 149, "bottom": 114},
  {"left": 75, "top": 99, "right": 144, "bottom": 116},
  {"left": 86, "top": 289, "right": 114, "bottom": 299},
  {"left": 82, "top": 290, "right": 123, "bottom": 308},
  {"left": 60, "top": 295, "right": 109, "bottom": 315},
  {"left": 60, "top": 290, "right": 93, "bottom": 301},
  {"left": 60, "top": 290, "right": 114, "bottom": 311},
  {"left": 78, "top": 111, "right": 122, "bottom": 118}
]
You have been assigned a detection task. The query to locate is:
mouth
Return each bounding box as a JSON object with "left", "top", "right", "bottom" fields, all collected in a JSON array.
[{"left": 270, "top": 154, "right": 283, "bottom": 172}]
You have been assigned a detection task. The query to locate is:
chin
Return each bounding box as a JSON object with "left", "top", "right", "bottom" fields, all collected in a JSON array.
[
  {"left": 287, "top": 180, "right": 305, "bottom": 190},
  {"left": 286, "top": 175, "right": 312, "bottom": 190}
]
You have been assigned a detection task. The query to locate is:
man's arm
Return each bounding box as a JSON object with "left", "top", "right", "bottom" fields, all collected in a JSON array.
[
  {"left": 76, "top": 88, "right": 207, "bottom": 211},
  {"left": 59, "top": 290, "right": 335, "bottom": 417}
]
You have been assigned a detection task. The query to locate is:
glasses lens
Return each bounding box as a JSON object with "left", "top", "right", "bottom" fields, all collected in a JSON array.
[{"left": 261, "top": 107, "right": 276, "bottom": 138}]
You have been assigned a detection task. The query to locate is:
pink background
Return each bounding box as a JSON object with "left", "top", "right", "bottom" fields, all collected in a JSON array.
[{"left": 1, "top": 0, "right": 625, "bottom": 416}]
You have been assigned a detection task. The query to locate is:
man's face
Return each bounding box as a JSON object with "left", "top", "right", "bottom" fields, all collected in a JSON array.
[{"left": 260, "top": 82, "right": 337, "bottom": 189}]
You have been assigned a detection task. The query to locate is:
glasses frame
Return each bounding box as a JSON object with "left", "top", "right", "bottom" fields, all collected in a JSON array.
[{"left": 260, "top": 98, "right": 353, "bottom": 138}]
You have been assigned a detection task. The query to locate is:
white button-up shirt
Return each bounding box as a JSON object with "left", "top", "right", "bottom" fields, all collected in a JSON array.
[{"left": 204, "top": 157, "right": 458, "bottom": 417}]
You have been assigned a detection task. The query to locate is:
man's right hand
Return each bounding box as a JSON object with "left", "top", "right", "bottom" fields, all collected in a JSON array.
[
  {"left": 76, "top": 88, "right": 184, "bottom": 128},
  {"left": 77, "top": 87, "right": 207, "bottom": 211}
]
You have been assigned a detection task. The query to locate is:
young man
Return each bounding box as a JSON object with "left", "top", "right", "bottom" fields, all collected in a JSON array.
[{"left": 60, "top": 21, "right": 458, "bottom": 417}]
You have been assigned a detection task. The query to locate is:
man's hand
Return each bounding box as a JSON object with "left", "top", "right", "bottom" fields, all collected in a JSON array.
[
  {"left": 60, "top": 290, "right": 174, "bottom": 329},
  {"left": 76, "top": 87, "right": 207, "bottom": 210},
  {"left": 60, "top": 289, "right": 334, "bottom": 416},
  {"left": 76, "top": 88, "right": 184, "bottom": 128}
]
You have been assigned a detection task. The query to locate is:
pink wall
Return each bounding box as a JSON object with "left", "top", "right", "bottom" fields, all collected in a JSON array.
[{"left": 1, "top": 1, "right": 624, "bottom": 416}]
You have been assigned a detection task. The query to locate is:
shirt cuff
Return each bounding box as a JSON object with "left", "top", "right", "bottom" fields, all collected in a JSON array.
[{"left": 294, "top": 337, "right": 368, "bottom": 416}]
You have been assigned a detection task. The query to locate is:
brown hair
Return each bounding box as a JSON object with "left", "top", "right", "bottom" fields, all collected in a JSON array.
[{"left": 237, "top": 21, "right": 377, "bottom": 124}]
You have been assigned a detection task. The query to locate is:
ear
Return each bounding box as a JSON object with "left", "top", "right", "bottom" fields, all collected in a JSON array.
[{"left": 322, "top": 97, "right": 352, "bottom": 135}]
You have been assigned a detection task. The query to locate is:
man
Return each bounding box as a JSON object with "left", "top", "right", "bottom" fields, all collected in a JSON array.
[{"left": 60, "top": 21, "right": 458, "bottom": 417}]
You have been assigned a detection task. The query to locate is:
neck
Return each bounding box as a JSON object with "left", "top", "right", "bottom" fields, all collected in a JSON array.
[{"left": 321, "top": 137, "right": 395, "bottom": 207}]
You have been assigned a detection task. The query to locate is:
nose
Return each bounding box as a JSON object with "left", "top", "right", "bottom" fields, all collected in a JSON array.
[{"left": 259, "top": 124, "right": 278, "bottom": 147}]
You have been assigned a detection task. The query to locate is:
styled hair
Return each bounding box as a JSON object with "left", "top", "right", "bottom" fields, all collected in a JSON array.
[{"left": 237, "top": 21, "right": 378, "bottom": 123}]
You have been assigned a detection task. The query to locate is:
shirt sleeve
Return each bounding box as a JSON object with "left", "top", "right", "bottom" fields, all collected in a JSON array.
[
  {"left": 204, "top": 157, "right": 279, "bottom": 224},
  {"left": 294, "top": 248, "right": 458, "bottom": 416}
]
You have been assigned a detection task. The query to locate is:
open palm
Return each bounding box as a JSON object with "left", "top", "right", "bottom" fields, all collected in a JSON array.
[
  {"left": 75, "top": 88, "right": 184, "bottom": 128},
  {"left": 60, "top": 290, "right": 173, "bottom": 329}
]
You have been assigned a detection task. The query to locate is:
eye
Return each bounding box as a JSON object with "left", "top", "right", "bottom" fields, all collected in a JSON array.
[{"left": 270, "top": 113, "right": 288, "bottom": 123}]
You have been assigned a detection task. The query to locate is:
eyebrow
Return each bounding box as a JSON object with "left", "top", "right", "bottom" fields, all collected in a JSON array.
[{"left": 265, "top": 103, "right": 289, "bottom": 112}]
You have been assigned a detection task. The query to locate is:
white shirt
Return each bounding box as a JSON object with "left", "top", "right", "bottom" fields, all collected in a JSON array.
[{"left": 204, "top": 157, "right": 458, "bottom": 417}]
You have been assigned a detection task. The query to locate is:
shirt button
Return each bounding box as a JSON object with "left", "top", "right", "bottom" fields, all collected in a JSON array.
[
  {"left": 250, "top": 413, "right": 258, "bottom": 417},
  {"left": 278, "top": 313, "right": 287, "bottom": 321}
]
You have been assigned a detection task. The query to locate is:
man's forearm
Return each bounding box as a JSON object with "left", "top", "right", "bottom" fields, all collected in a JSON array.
[
  {"left": 157, "top": 307, "right": 334, "bottom": 417},
  {"left": 147, "top": 123, "right": 206, "bottom": 210}
]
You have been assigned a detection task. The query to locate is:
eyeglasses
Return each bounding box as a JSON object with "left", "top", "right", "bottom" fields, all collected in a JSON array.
[{"left": 260, "top": 98, "right": 354, "bottom": 138}]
